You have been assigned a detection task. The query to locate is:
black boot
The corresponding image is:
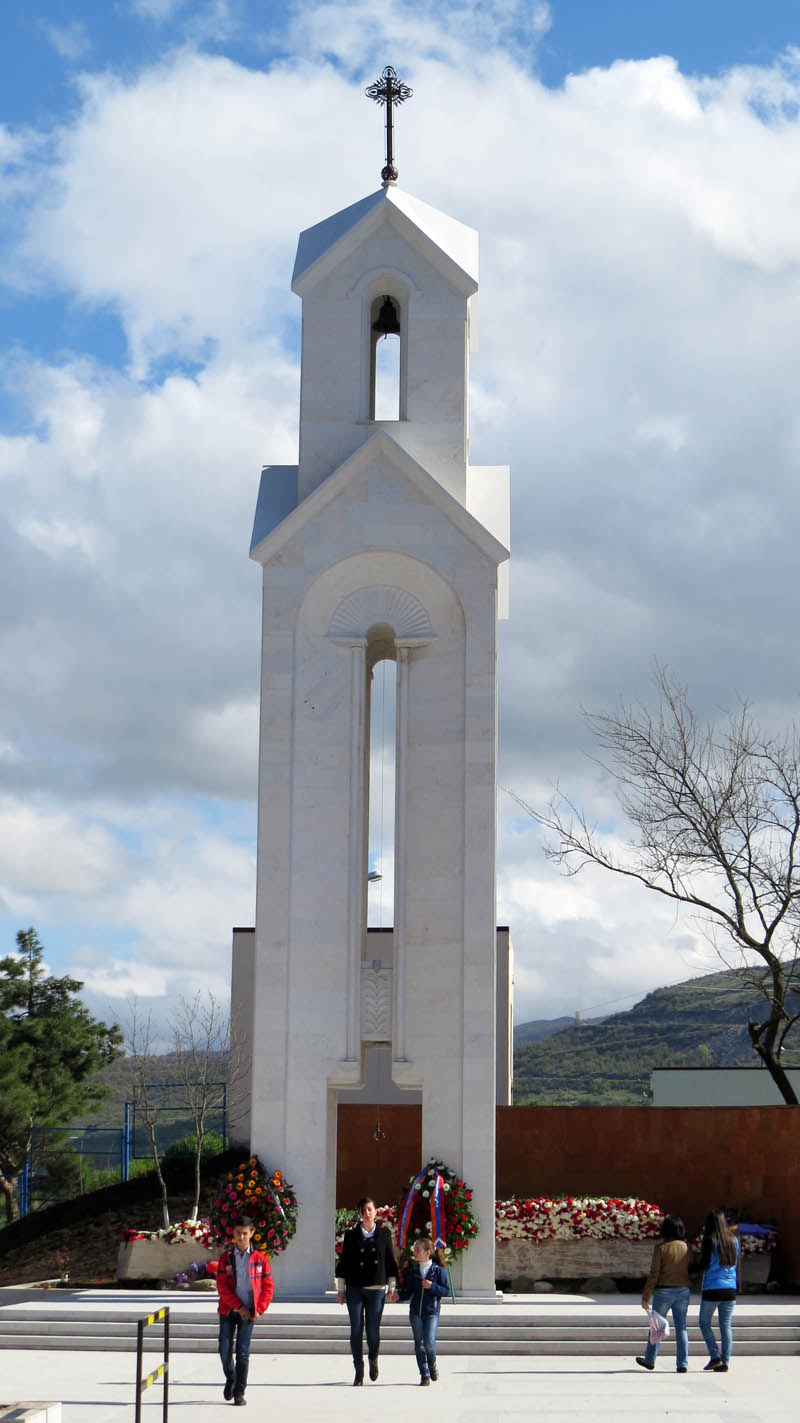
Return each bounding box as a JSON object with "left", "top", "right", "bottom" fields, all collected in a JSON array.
[
  {"left": 369, "top": 1356, "right": 379, "bottom": 1381},
  {"left": 353, "top": 1357, "right": 364, "bottom": 1386}
]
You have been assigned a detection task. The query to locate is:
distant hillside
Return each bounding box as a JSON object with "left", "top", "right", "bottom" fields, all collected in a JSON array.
[
  {"left": 515, "top": 1016, "right": 575, "bottom": 1044},
  {"left": 515, "top": 1014, "right": 608, "bottom": 1045},
  {"left": 514, "top": 968, "right": 800, "bottom": 1105},
  {"left": 73, "top": 1050, "right": 229, "bottom": 1152}
]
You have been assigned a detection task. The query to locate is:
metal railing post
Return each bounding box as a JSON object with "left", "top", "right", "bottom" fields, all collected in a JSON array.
[
  {"left": 163, "top": 1307, "right": 170, "bottom": 1421},
  {"left": 123, "top": 1102, "right": 131, "bottom": 1182},
  {"left": 135, "top": 1318, "right": 144, "bottom": 1423},
  {"left": 19, "top": 1159, "right": 29, "bottom": 1218},
  {"left": 134, "top": 1307, "right": 169, "bottom": 1422}
]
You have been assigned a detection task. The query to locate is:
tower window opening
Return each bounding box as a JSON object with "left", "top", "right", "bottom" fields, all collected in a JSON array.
[
  {"left": 370, "top": 294, "right": 401, "bottom": 421},
  {"left": 367, "top": 642, "right": 396, "bottom": 928}
]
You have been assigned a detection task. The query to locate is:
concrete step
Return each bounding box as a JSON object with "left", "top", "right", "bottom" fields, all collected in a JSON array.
[
  {"left": 1, "top": 1307, "right": 798, "bottom": 1354},
  {"left": 4, "top": 1307, "right": 798, "bottom": 1328},
  {"left": 2, "top": 1334, "right": 799, "bottom": 1355},
  {"left": 1, "top": 1318, "right": 797, "bottom": 1341}
]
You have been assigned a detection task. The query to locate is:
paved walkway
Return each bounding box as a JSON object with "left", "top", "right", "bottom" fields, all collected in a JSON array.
[
  {"left": 1, "top": 1291, "right": 797, "bottom": 1421},
  {"left": 2, "top": 1349, "right": 797, "bottom": 1421}
]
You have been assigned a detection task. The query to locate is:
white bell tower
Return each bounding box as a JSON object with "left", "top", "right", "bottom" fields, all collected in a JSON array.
[{"left": 241, "top": 82, "right": 509, "bottom": 1297}]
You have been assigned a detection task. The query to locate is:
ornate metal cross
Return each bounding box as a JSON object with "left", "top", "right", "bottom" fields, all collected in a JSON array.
[{"left": 365, "top": 65, "right": 413, "bottom": 185}]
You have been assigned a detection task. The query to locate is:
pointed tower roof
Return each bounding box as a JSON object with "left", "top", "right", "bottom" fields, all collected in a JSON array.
[{"left": 291, "top": 186, "right": 479, "bottom": 296}]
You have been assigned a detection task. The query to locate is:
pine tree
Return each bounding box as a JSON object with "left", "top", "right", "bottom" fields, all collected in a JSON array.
[{"left": 0, "top": 928, "right": 122, "bottom": 1222}]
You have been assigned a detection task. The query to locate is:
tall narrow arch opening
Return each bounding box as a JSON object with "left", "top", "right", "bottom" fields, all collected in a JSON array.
[
  {"left": 370, "top": 294, "right": 401, "bottom": 421},
  {"left": 366, "top": 623, "right": 397, "bottom": 927}
]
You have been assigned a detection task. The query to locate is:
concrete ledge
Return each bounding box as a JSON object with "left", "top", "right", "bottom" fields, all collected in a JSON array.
[
  {"left": 117, "top": 1234, "right": 217, "bottom": 1281},
  {"left": 496, "top": 1239, "right": 653, "bottom": 1278},
  {"left": 0, "top": 1405, "right": 61, "bottom": 1422}
]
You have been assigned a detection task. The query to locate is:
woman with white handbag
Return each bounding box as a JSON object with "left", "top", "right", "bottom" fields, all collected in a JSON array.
[{"left": 636, "top": 1214, "right": 691, "bottom": 1373}]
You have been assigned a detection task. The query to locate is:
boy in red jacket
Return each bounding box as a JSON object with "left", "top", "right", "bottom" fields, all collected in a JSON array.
[{"left": 216, "top": 1216, "right": 274, "bottom": 1406}]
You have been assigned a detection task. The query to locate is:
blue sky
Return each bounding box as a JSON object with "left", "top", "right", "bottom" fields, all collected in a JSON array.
[{"left": 2, "top": 0, "right": 800, "bottom": 1030}]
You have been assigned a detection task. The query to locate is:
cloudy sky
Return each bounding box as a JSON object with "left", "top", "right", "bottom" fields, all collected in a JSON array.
[{"left": 1, "top": 0, "right": 799, "bottom": 1033}]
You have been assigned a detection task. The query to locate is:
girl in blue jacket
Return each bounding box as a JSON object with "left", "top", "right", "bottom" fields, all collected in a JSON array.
[
  {"left": 698, "top": 1210, "right": 740, "bottom": 1372},
  {"left": 406, "top": 1237, "right": 449, "bottom": 1385}
]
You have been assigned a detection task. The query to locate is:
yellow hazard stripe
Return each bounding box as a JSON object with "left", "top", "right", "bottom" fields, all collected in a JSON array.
[
  {"left": 144, "top": 1307, "right": 167, "bottom": 1326},
  {"left": 142, "top": 1363, "right": 167, "bottom": 1389}
]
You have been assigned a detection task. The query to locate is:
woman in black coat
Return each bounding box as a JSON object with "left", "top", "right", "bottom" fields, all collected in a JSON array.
[{"left": 335, "top": 1196, "right": 398, "bottom": 1385}]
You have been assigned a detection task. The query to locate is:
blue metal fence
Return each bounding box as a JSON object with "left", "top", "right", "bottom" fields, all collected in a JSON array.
[{"left": 16, "top": 1083, "right": 227, "bottom": 1216}]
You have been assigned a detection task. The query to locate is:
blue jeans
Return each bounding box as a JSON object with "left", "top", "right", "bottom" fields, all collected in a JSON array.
[
  {"left": 644, "top": 1286, "right": 690, "bottom": 1370},
  {"left": 699, "top": 1296, "right": 735, "bottom": 1364},
  {"left": 218, "top": 1311, "right": 254, "bottom": 1397},
  {"left": 410, "top": 1310, "right": 440, "bottom": 1377},
  {"left": 345, "top": 1286, "right": 385, "bottom": 1360}
]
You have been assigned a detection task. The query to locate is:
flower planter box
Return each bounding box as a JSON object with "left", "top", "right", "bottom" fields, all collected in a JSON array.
[
  {"left": 496, "top": 1237, "right": 655, "bottom": 1281},
  {"left": 741, "top": 1251, "right": 771, "bottom": 1285},
  {"left": 117, "top": 1233, "right": 218, "bottom": 1282}
]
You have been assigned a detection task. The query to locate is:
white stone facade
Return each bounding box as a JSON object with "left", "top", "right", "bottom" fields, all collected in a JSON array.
[
  {"left": 230, "top": 924, "right": 513, "bottom": 1123},
  {"left": 241, "top": 183, "right": 509, "bottom": 1298}
]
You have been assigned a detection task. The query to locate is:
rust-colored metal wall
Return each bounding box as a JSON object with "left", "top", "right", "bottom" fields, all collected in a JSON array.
[
  {"left": 336, "top": 1105, "right": 422, "bottom": 1209},
  {"left": 337, "top": 1104, "right": 800, "bottom": 1281}
]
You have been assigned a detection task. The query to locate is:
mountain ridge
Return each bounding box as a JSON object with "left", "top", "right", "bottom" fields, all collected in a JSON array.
[{"left": 513, "top": 966, "right": 800, "bottom": 1104}]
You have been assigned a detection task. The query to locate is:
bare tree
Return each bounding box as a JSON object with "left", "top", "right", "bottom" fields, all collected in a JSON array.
[
  {"left": 124, "top": 992, "right": 246, "bottom": 1228},
  {"left": 170, "top": 991, "right": 237, "bottom": 1222},
  {"left": 517, "top": 666, "right": 800, "bottom": 1104},
  {"left": 125, "top": 1000, "right": 172, "bottom": 1227}
]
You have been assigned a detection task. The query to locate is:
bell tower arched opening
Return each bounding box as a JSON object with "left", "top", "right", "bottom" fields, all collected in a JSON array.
[
  {"left": 369, "top": 294, "right": 402, "bottom": 421},
  {"left": 366, "top": 623, "right": 397, "bottom": 928}
]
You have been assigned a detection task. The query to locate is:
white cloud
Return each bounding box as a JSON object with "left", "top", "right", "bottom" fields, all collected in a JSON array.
[
  {"left": 128, "top": 0, "right": 187, "bottom": 21},
  {"left": 2, "top": 7, "right": 800, "bottom": 1019},
  {"left": 41, "top": 22, "right": 91, "bottom": 61},
  {"left": 0, "top": 798, "right": 126, "bottom": 895},
  {"left": 16, "top": 516, "right": 106, "bottom": 563}
]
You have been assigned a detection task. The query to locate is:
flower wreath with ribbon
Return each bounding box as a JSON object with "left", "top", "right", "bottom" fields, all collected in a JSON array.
[
  {"left": 210, "top": 1155, "right": 298, "bottom": 1257},
  {"left": 396, "top": 1157, "right": 479, "bottom": 1267}
]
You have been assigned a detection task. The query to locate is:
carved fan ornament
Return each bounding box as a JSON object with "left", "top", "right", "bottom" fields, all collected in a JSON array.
[{"left": 327, "top": 585, "right": 434, "bottom": 643}]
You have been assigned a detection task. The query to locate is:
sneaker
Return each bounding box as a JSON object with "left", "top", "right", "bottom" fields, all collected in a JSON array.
[
  {"left": 635, "top": 1357, "right": 654, "bottom": 1371},
  {"left": 713, "top": 1362, "right": 729, "bottom": 1372},
  {"left": 703, "top": 1359, "right": 722, "bottom": 1372},
  {"left": 224, "top": 1378, "right": 235, "bottom": 1400},
  {"left": 420, "top": 1375, "right": 431, "bottom": 1386},
  {"left": 429, "top": 1363, "right": 439, "bottom": 1382},
  {"left": 369, "top": 1358, "right": 379, "bottom": 1381}
]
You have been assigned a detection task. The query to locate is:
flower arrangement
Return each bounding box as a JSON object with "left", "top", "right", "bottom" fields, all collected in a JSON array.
[
  {"left": 690, "top": 1218, "right": 778, "bottom": 1257},
  {"left": 334, "top": 1194, "right": 662, "bottom": 1255},
  {"left": 166, "top": 1219, "right": 213, "bottom": 1249},
  {"left": 122, "top": 1219, "right": 214, "bottom": 1248},
  {"left": 495, "top": 1196, "right": 664, "bottom": 1243},
  {"left": 396, "top": 1159, "right": 479, "bottom": 1263},
  {"left": 737, "top": 1226, "right": 777, "bottom": 1256},
  {"left": 174, "top": 1258, "right": 219, "bottom": 1285},
  {"left": 210, "top": 1155, "right": 298, "bottom": 1257}
]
